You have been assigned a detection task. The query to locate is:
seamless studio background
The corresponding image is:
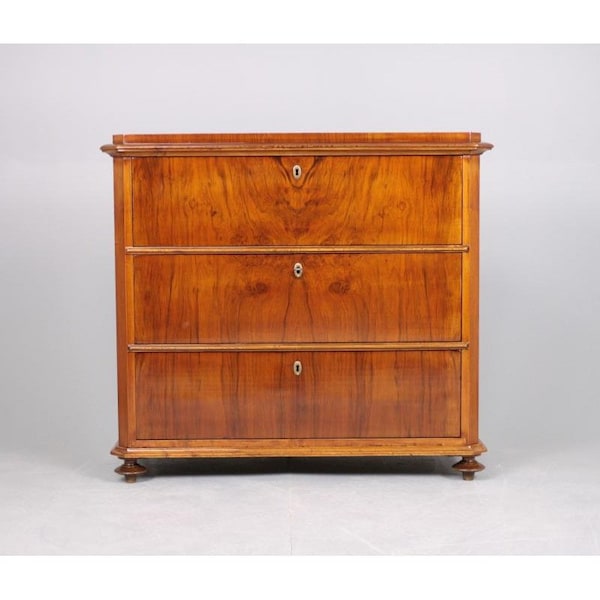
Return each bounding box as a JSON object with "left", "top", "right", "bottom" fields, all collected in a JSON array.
[{"left": 0, "top": 44, "right": 599, "bottom": 555}]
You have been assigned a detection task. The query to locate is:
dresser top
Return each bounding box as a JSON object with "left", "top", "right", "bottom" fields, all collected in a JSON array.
[{"left": 101, "top": 132, "right": 492, "bottom": 157}]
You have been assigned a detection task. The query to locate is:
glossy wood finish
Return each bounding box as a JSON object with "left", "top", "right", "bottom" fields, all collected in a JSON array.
[
  {"left": 135, "top": 351, "right": 461, "bottom": 440},
  {"left": 114, "top": 459, "right": 146, "bottom": 484},
  {"left": 452, "top": 456, "right": 485, "bottom": 481},
  {"left": 102, "top": 132, "right": 493, "bottom": 481},
  {"left": 133, "top": 253, "right": 462, "bottom": 343},
  {"left": 113, "top": 440, "right": 487, "bottom": 457},
  {"left": 132, "top": 156, "right": 462, "bottom": 246},
  {"left": 102, "top": 132, "right": 492, "bottom": 156},
  {"left": 129, "top": 342, "right": 469, "bottom": 352},
  {"left": 461, "top": 156, "right": 481, "bottom": 445},
  {"left": 112, "top": 158, "right": 135, "bottom": 448},
  {"left": 126, "top": 244, "right": 469, "bottom": 255}
]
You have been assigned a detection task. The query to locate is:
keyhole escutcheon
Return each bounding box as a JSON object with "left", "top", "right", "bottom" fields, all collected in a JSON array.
[
  {"left": 292, "top": 165, "right": 302, "bottom": 179},
  {"left": 293, "top": 360, "right": 303, "bottom": 376},
  {"left": 293, "top": 262, "right": 303, "bottom": 278}
]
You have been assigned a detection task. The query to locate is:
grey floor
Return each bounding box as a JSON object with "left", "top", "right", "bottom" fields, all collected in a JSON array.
[{"left": 1, "top": 438, "right": 599, "bottom": 555}]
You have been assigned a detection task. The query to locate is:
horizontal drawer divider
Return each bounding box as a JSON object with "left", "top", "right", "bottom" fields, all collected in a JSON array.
[
  {"left": 128, "top": 342, "right": 469, "bottom": 353},
  {"left": 126, "top": 245, "right": 469, "bottom": 255}
]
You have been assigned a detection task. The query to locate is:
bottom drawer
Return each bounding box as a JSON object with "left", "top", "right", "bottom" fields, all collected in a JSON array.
[{"left": 135, "top": 351, "right": 461, "bottom": 440}]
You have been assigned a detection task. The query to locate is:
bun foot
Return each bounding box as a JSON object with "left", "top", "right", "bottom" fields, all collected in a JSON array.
[
  {"left": 452, "top": 456, "right": 484, "bottom": 481},
  {"left": 115, "top": 459, "right": 146, "bottom": 483}
]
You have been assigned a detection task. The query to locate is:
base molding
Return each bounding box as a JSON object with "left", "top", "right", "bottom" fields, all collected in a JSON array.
[
  {"left": 112, "top": 439, "right": 486, "bottom": 459},
  {"left": 112, "top": 440, "right": 486, "bottom": 481}
]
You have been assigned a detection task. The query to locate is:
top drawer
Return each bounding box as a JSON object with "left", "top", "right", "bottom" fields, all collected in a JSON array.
[{"left": 131, "top": 156, "right": 462, "bottom": 246}]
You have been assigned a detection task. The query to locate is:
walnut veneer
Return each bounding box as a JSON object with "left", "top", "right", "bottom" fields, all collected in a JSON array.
[{"left": 101, "top": 132, "right": 492, "bottom": 482}]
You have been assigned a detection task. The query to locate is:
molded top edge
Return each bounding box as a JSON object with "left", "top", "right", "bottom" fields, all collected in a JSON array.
[{"left": 101, "top": 132, "right": 493, "bottom": 157}]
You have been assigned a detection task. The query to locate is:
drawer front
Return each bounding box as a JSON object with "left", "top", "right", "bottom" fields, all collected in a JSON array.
[
  {"left": 132, "top": 156, "right": 462, "bottom": 246},
  {"left": 133, "top": 253, "right": 462, "bottom": 343},
  {"left": 135, "top": 351, "right": 461, "bottom": 440}
]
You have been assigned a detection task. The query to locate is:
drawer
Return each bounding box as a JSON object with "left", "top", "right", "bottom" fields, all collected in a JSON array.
[
  {"left": 132, "top": 156, "right": 462, "bottom": 246},
  {"left": 133, "top": 253, "right": 462, "bottom": 343},
  {"left": 135, "top": 351, "right": 461, "bottom": 440}
]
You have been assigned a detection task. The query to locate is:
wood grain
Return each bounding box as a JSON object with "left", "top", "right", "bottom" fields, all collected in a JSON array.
[
  {"left": 128, "top": 342, "right": 468, "bottom": 352},
  {"left": 113, "top": 158, "right": 137, "bottom": 447},
  {"left": 112, "top": 439, "right": 487, "bottom": 458},
  {"left": 131, "top": 156, "right": 462, "bottom": 246},
  {"left": 126, "top": 244, "right": 469, "bottom": 255},
  {"left": 135, "top": 351, "right": 461, "bottom": 440},
  {"left": 461, "top": 156, "right": 481, "bottom": 444},
  {"left": 102, "top": 132, "right": 493, "bottom": 157},
  {"left": 132, "top": 253, "right": 462, "bottom": 343},
  {"left": 116, "top": 132, "right": 483, "bottom": 144},
  {"left": 102, "top": 132, "right": 493, "bottom": 479}
]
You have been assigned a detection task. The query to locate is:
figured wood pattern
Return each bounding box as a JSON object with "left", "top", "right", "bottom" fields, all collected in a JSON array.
[
  {"left": 131, "top": 156, "right": 462, "bottom": 246},
  {"left": 102, "top": 132, "right": 492, "bottom": 479},
  {"left": 133, "top": 253, "right": 462, "bottom": 343},
  {"left": 135, "top": 351, "right": 461, "bottom": 440}
]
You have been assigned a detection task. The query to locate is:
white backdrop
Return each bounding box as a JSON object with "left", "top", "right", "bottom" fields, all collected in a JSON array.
[{"left": 1, "top": 44, "right": 599, "bottom": 466}]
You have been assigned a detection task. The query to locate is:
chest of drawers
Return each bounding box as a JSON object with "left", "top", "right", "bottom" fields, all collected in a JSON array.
[{"left": 101, "top": 132, "right": 492, "bottom": 482}]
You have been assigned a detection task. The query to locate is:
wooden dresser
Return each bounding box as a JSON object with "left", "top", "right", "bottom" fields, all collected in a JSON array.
[{"left": 101, "top": 132, "right": 492, "bottom": 482}]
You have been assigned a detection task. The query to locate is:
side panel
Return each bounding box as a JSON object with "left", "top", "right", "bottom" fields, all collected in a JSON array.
[
  {"left": 461, "top": 156, "right": 480, "bottom": 444},
  {"left": 113, "top": 157, "right": 136, "bottom": 447}
]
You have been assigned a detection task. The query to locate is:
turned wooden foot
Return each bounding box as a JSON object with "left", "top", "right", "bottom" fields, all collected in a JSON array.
[
  {"left": 115, "top": 459, "right": 146, "bottom": 483},
  {"left": 452, "top": 456, "right": 485, "bottom": 480}
]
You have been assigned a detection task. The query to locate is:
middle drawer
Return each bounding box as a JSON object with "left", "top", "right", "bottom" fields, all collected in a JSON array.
[{"left": 133, "top": 253, "right": 461, "bottom": 343}]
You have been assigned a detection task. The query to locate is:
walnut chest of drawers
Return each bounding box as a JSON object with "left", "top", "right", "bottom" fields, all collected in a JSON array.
[{"left": 101, "top": 132, "right": 492, "bottom": 482}]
